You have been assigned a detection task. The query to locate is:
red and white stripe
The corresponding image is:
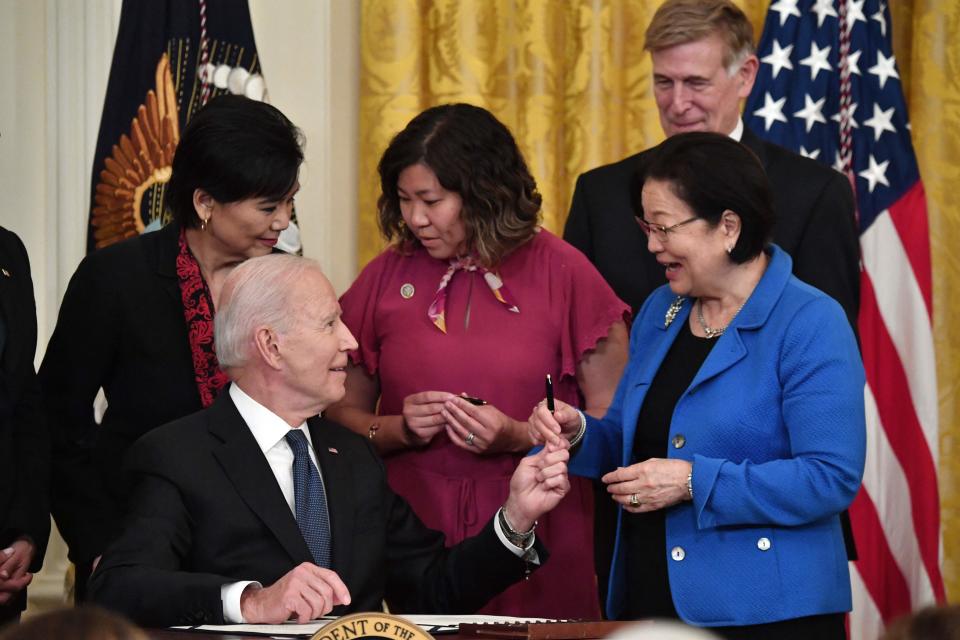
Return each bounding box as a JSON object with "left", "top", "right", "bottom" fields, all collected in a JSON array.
[
  {"left": 198, "top": 0, "right": 212, "bottom": 105},
  {"left": 849, "top": 186, "right": 944, "bottom": 638}
]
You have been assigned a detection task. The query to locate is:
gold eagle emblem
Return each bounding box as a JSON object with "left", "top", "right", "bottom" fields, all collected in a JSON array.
[{"left": 91, "top": 53, "right": 180, "bottom": 249}]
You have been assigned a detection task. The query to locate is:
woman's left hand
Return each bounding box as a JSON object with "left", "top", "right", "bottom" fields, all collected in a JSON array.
[
  {"left": 442, "top": 396, "right": 527, "bottom": 454},
  {"left": 602, "top": 458, "right": 692, "bottom": 513}
]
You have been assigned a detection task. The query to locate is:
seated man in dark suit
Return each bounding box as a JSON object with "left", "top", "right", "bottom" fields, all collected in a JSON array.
[
  {"left": 563, "top": 0, "right": 860, "bottom": 329},
  {"left": 0, "top": 226, "right": 49, "bottom": 626},
  {"left": 90, "top": 254, "right": 570, "bottom": 627}
]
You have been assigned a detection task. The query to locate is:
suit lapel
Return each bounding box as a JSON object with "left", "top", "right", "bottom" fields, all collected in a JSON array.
[
  {"left": 687, "top": 330, "right": 748, "bottom": 392},
  {"left": 207, "top": 394, "right": 314, "bottom": 565},
  {"left": 741, "top": 127, "right": 770, "bottom": 169},
  {"left": 686, "top": 246, "right": 792, "bottom": 392},
  {"left": 307, "top": 417, "right": 354, "bottom": 576},
  {"left": 148, "top": 222, "right": 185, "bottom": 305},
  {"left": 621, "top": 297, "right": 693, "bottom": 466}
]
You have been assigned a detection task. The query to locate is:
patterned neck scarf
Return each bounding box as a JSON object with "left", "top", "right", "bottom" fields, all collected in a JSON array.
[
  {"left": 176, "top": 229, "right": 229, "bottom": 407},
  {"left": 427, "top": 256, "right": 519, "bottom": 333}
]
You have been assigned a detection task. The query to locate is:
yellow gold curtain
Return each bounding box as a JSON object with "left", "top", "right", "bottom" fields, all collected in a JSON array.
[{"left": 358, "top": 0, "right": 960, "bottom": 600}]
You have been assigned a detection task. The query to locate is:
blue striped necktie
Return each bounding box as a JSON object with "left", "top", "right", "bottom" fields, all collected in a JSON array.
[{"left": 284, "top": 429, "right": 331, "bottom": 568}]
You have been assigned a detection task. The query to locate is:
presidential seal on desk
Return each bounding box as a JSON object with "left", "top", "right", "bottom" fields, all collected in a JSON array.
[{"left": 312, "top": 612, "right": 435, "bottom": 640}]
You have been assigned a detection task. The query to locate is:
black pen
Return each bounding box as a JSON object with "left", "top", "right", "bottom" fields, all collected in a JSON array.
[
  {"left": 460, "top": 394, "right": 487, "bottom": 406},
  {"left": 545, "top": 374, "right": 555, "bottom": 412}
]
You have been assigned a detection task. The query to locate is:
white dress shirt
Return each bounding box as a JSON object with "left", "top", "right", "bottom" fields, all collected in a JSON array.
[
  {"left": 730, "top": 117, "right": 745, "bottom": 142},
  {"left": 220, "top": 383, "right": 330, "bottom": 622}
]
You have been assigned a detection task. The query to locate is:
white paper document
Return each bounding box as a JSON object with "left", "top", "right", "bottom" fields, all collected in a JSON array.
[{"left": 171, "top": 614, "right": 557, "bottom": 637}]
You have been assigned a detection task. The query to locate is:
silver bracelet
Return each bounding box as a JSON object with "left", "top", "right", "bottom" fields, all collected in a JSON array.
[
  {"left": 686, "top": 469, "right": 694, "bottom": 500},
  {"left": 568, "top": 410, "right": 587, "bottom": 447},
  {"left": 498, "top": 506, "right": 536, "bottom": 548}
]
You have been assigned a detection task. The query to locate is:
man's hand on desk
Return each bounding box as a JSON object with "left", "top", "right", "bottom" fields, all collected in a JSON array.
[{"left": 239, "top": 562, "right": 351, "bottom": 624}]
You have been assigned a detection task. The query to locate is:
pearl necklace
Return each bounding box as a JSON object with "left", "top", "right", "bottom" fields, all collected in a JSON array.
[{"left": 696, "top": 298, "right": 745, "bottom": 339}]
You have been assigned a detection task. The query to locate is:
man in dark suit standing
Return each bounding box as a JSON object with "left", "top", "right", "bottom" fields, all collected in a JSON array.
[
  {"left": 0, "top": 226, "right": 49, "bottom": 626},
  {"left": 90, "top": 254, "right": 570, "bottom": 627},
  {"left": 563, "top": 0, "right": 859, "bottom": 329}
]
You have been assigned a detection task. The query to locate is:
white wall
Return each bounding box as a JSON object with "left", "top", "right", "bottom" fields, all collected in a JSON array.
[
  {"left": 248, "top": 0, "right": 360, "bottom": 294},
  {"left": 0, "top": 0, "right": 360, "bottom": 608}
]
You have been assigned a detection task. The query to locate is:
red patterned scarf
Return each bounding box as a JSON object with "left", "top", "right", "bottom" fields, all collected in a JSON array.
[{"left": 176, "top": 229, "right": 229, "bottom": 407}]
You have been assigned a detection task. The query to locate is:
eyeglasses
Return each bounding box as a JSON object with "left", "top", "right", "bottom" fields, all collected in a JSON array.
[{"left": 636, "top": 216, "right": 701, "bottom": 242}]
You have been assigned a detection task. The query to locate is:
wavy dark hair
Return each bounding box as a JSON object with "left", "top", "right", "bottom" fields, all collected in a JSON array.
[
  {"left": 642, "top": 131, "right": 774, "bottom": 263},
  {"left": 165, "top": 94, "right": 304, "bottom": 229},
  {"left": 377, "top": 103, "right": 542, "bottom": 267}
]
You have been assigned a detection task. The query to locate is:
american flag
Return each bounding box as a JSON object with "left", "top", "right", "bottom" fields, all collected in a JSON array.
[{"left": 744, "top": 0, "right": 943, "bottom": 637}]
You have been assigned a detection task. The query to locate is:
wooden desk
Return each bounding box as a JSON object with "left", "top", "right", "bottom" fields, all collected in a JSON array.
[
  {"left": 146, "top": 630, "right": 466, "bottom": 640},
  {"left": 147, "top": 620, "right": 628, "bottom": 640}
]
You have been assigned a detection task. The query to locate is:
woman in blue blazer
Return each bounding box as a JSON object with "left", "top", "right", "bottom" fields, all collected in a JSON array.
[{"left": 531, "top": 132, "right": 865, "bottom": 639}]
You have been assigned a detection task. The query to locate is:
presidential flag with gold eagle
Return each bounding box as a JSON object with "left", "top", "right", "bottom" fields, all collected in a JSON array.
[
  {"left": 744, "top": 1, "right": 943, "bottom": 637},
  {"left": 88, "top": 0, "right": 300, "bottom": 254}
]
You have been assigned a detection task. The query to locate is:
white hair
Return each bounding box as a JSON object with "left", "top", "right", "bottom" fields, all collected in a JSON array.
[
  {"left": 606, "top": 621, "right": 722, "bottom": 640},
  {"left": 214, "top": 254, "right": 326, "bottom": 368}
]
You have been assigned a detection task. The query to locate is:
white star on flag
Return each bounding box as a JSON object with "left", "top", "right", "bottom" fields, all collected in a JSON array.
[
  {"left": 793, "top": 95, "right": 827, "bottom": 132},
  {"left": 858, "top": 154, "right": 890, "bottom": 192},
  {"left": 832, "top": 102, "right": 860, "bottom": 128},
  {"left": 863, "top": 103, "right": 897, "bottom": 141},
  {"left": 800, "top": 42, "right": 832, "bottom": 81},
  {"left": 761, "top": 41, "right": 794, "bottom": 79},
  {"left": 845, "top": 49, "right": 863, "bottom": 76},
  {"left": 753, "top": 92, "right": 788, "bottom": 131},
  {"left": 872, "top": 2, "right": 888, "bottom": 36},
  {"left": 811, "top": 0, "right": 837, "bottom": 27},
  {"left": 869, "top": 50, "right": 900, "bottom": 89},
  {"left": 848, "top": 0, "right": 868, "bottom": 26},
  {"left": 770, "top": 0, "right": 801, "bottom": 26},
  {"left": 832, "top": 150, "right": 846, "bottom": 174},
  {"left": 799, "top": 145, "right": 820, "bottom": 160}
]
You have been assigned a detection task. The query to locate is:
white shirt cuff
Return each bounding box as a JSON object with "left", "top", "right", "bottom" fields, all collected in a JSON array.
[
  {"left": 493, "top": 514, "right": 540, "bottom": 564},
  {"left": 221, "top": 580, "right": 262, "bottom": 623}
]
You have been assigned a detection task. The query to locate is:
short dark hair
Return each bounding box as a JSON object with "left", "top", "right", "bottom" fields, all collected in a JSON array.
[
  {"left": 376, "top": 103, "right": 541, "bottom": 267},
  {"left": 165, "top": 95, "right": 304, "bottom": 229},
  {"left": 642, "top": 131, "right": 774, "bottom": 263}
]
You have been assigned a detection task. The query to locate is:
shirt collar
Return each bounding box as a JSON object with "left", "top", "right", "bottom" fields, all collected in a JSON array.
[
  {"left": 229, "top": 383, "right": 312, "bottom": 454},
  {"left": 729, "top": 117, "right": 744, "bottom": 142}
]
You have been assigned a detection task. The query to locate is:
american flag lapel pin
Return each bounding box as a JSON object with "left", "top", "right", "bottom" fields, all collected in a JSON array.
[{"left": 327, "top": 447, "right": 339, "bottom": 454}]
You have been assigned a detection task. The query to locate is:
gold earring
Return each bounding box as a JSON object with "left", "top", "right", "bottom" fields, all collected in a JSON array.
[{"left": 200, "top": 216, "right": 209, "bottom": 231}]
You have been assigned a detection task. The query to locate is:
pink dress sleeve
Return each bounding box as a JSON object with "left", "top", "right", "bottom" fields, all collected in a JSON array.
[
  {"left": 549, "top": 233, "right": 631, "bottom": 380},
  {"left": 339, "top": 250, "right": 393, "bottom": 376}
]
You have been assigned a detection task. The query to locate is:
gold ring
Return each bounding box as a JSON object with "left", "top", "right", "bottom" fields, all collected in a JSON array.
[{"left": 629, "top": 493, "right": 640, "bottom": 507}]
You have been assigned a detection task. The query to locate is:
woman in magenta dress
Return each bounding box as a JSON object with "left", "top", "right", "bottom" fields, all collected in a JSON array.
[{"left": 328, "top": 104, "right": 629, "bottom": 617}]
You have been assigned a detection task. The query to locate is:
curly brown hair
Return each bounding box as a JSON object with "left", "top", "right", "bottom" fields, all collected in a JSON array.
[{"left": 376, "top": 104, "right": 542, "bottom": 268}]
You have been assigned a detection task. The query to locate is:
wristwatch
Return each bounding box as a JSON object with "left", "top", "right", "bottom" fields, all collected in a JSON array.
[{"left": 498, "top": 506, "right": 536, "bottom": 548}]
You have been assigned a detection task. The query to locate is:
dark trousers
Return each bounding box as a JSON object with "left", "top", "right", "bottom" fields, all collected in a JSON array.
[
  {"left": 73, "top": 561, "right": 93, "bottom": 603},
  {"left": 712, "top": 613, "right": 846, "bottom": 640}
]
